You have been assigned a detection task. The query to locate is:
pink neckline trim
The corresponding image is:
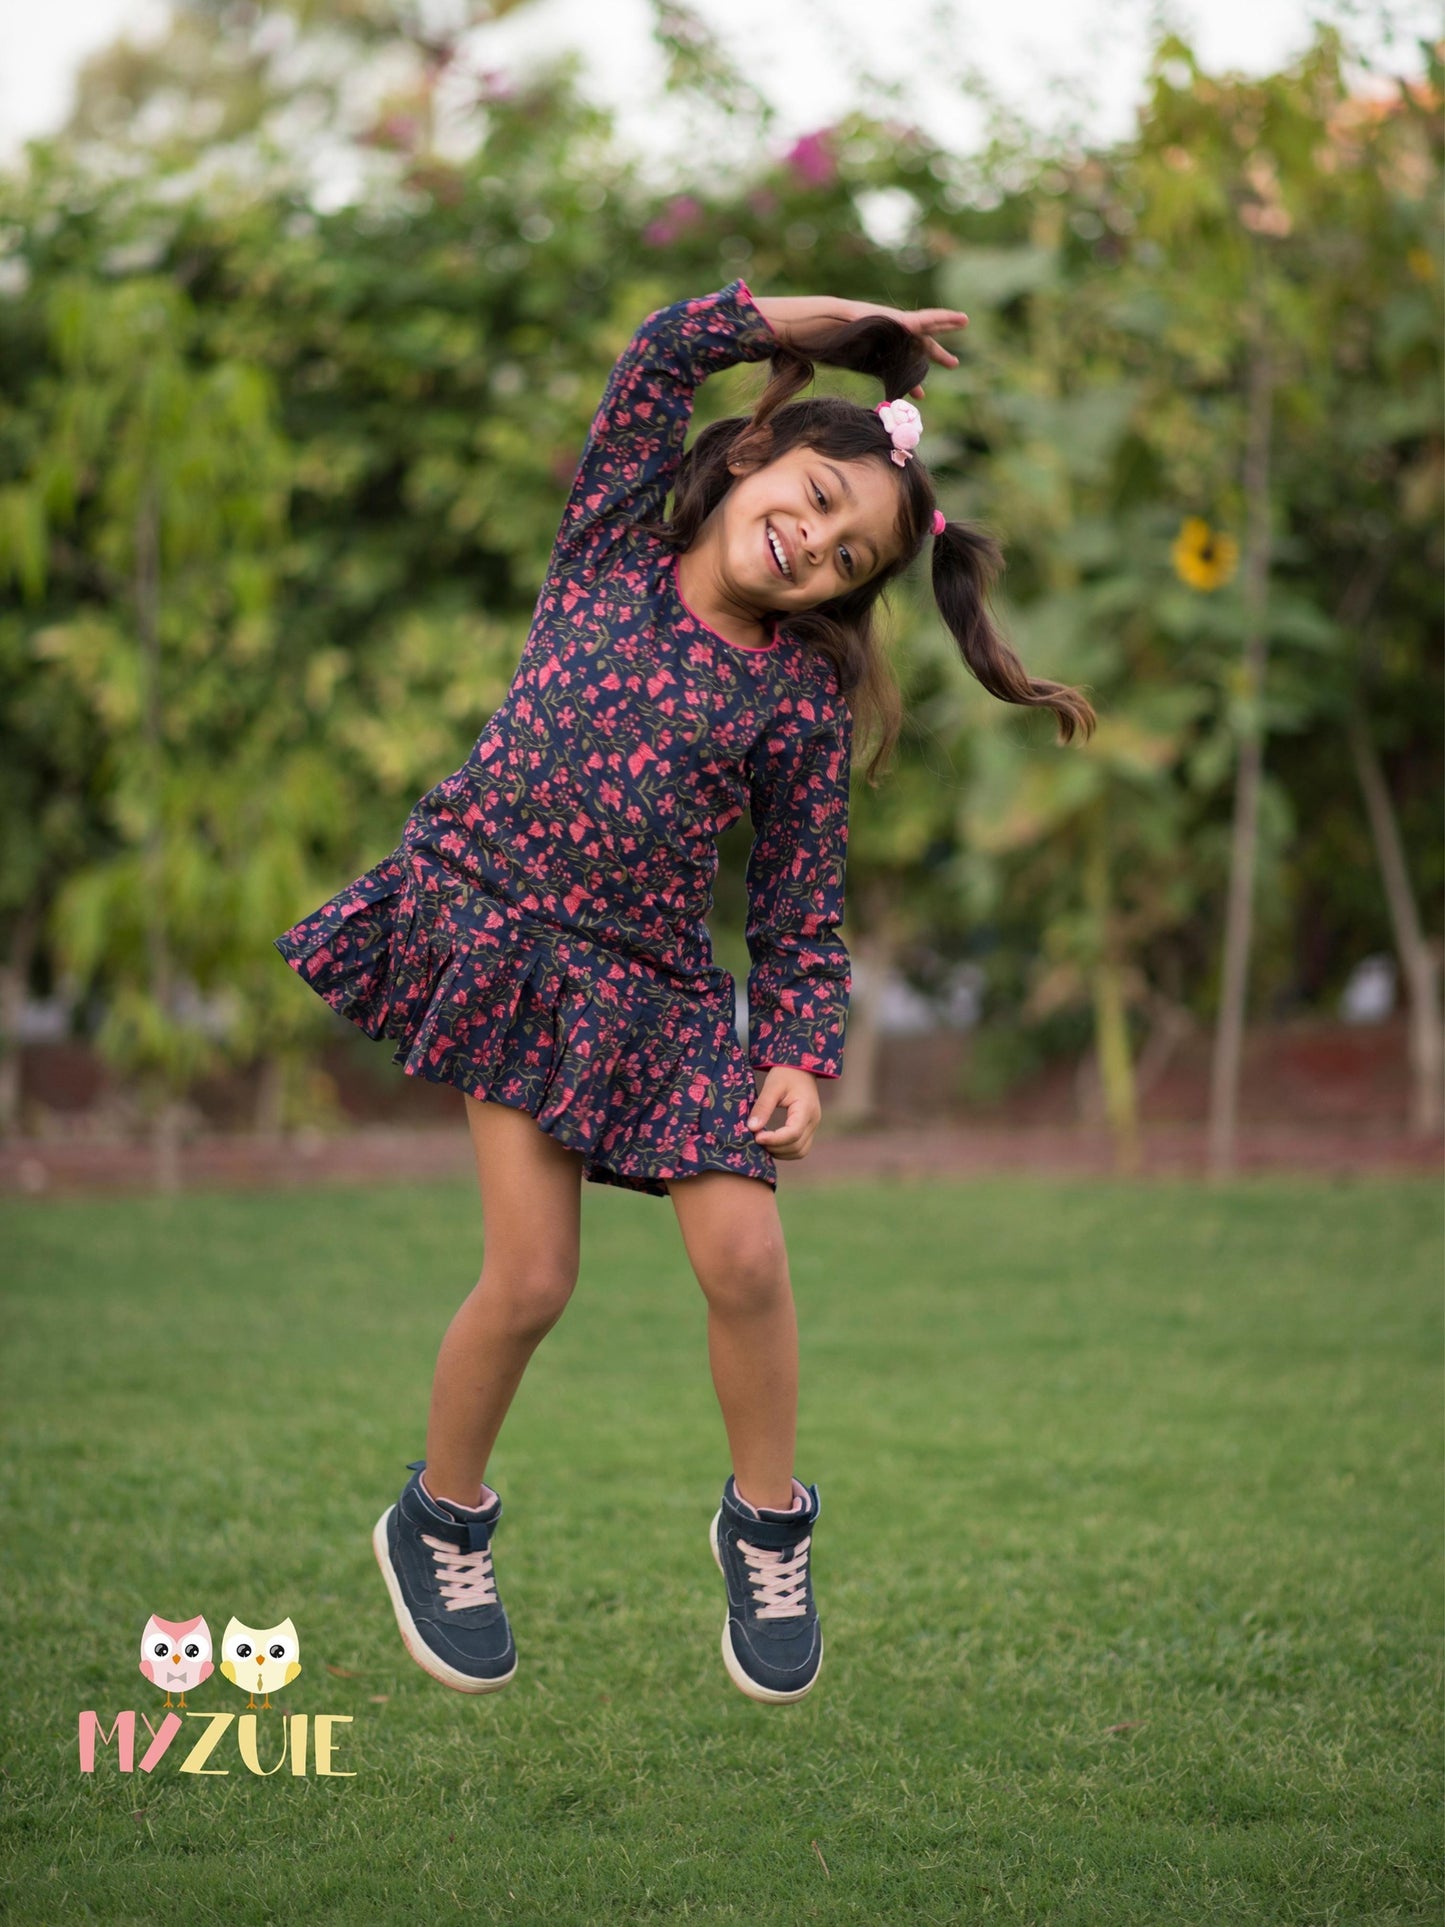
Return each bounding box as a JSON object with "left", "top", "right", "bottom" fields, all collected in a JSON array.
[{"left": 670, "top": 553, "right": 781, "bottom": 653}]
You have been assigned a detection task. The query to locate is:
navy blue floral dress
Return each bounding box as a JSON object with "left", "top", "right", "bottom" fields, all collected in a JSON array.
[{"left": 273, "top": 279, "right": 852, "bottom": 1197}]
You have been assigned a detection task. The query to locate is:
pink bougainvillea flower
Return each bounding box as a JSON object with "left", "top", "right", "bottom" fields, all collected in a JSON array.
[
  {"left": 784, "top": 130, "right": 836, "bottom": 189},
  {"left": 473, "top": 68, "right": 514, "bottom": 105},
  {"left": 366, "top": 112, "right": 421, "bottom": 152},
  {"left": 643, "top": 195, "right": 704, "bottom": 249}
]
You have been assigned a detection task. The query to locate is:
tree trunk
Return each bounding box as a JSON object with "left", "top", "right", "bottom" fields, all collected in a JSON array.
[
  {"left": 253, "top": 1051, "right": 288, "bottom": 1140},
  {"left": 1348, "top": 712, "right": 1444, "bottom": 1137},
  {"left": 1208, "top": 332, "right": 1275, "bottom": 1179},
  {"left": 829, "top": 878, "right": 902, "bottom": 1128},
  {"left": 154, "top": 1092, "right": 185, "bottom": 1197},
  {"left": 136, "top": 483, "right": 181, "bottom": 1196},
  {"left": 0, "top": 899, "right": 39, "bottom": 1138},
  {"left": 1083, "top": 802, "right": 1140, "bottom": 1174}
]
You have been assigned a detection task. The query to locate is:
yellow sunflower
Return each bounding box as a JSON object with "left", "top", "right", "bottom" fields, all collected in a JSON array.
[{"left": 1171, "top": 517, "right": 1239, "bottom": 592}]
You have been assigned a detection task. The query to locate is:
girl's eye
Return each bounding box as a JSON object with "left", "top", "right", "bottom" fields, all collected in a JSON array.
[{"left": 811, "top": 481, "right": 852, "bottom": 572}]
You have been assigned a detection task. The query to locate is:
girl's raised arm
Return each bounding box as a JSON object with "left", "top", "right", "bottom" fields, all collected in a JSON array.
[
  {"left": 745, "top": 295, "right": 968, "bottom": 395},
  {"left": 551, "top": 279, "right": 777, "bottom": 576}
]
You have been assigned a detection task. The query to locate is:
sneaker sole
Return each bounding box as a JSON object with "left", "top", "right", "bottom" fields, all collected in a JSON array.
[
  {"left": 372, "top": 1506, "right": 518, "bottom": 1695},
  {"left": 708, "top": 1508, "right": 823, "bottom": 1704}
]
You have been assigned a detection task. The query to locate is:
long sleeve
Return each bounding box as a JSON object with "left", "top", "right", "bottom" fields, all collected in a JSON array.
[
  {"left": 743, "top": 697, "right": 853, "bottom": 1081},
  {"left": 551, "top": 277, "right": 777, "bottom": 575}
]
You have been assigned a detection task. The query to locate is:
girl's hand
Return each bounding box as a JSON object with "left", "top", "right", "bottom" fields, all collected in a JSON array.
[
  {"left": 861, "top": 305, "right": 970, "bottom": 398},
  {"left": 747, "top": 1067, "right": 823, "bottom": 1160},
  {"left": 751, "top": 295, "right": 967, "bottom": 397}
]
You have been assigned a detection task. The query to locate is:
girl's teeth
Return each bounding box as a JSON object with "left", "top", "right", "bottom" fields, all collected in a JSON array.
[{"left": 768, "top": 527, "right": 790, "bottom": 577}]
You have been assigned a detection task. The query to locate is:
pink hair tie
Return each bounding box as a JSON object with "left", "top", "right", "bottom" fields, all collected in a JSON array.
[
  {"left": 875, "top": 398, "right": 923, "bottom": 467},
  {"left": 932, "top": 509, "right": 946, "bottom": 536}
]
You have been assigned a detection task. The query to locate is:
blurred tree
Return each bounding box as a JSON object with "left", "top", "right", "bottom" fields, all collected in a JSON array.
[
  {"left": 0, "top": 220, "right": 117, "bottom": 1134},
  {"left": 60, "top": 0, "right": 536, "bottom": 196},
  {"left": 0, "top": 7, "right": 1436, "bottom": 1157},
  {"left": 1127, "top": 29, "right": 1443, "bottom": 1162},
  {"left": 0, "top": 266, "right": 289, "bottom": 1184},
  {"left": 926, "top": 193, "right": 1214, "bottom": 1173},
  {"left": 1275, "top": 55, "right": 1443, "bottom": 1137},
  {"left": 924, "top": 28, "right": 1440, "bottom": 1163}
]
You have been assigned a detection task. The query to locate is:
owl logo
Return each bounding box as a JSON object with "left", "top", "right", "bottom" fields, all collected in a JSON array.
[
  {"left": 220, "top": 1616, "right": 302, "bottom": 1711},
  {"left": 139, "top": 1614, "right": 214, "bottom": 1709}
]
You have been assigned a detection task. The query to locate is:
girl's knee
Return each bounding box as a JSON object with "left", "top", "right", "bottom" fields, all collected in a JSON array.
[
  {"left": 694, "top": 1234, "right": 789, "bottom": 1316},
  {"left": 478, "top": 1260, "right": 578, "bottom": 1337}
]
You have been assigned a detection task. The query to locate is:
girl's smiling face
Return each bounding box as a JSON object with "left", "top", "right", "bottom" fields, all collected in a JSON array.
[{"left": 717, "top": 444, "right": 905, "bottom": 613}]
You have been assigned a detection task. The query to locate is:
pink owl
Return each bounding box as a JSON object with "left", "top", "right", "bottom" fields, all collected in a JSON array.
[{"left": 139, "top": 1614, "right": 214, "bottom": 1709}]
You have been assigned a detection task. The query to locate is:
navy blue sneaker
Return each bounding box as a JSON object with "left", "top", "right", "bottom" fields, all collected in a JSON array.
[
  {"left": 372, "top": 1460, "right": 517, "bottom": 1694},
  {"left": 709, "top": 1474, "right": 823, "bottom": 1703}
]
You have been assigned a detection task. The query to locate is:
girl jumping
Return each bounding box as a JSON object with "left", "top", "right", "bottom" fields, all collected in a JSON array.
[{"left": 274, "top": 277, "right": 1094, "bottom": 1705}]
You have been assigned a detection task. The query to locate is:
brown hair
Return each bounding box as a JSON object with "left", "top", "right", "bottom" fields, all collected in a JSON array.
[{"left": 643, "top": 311, "right": 1096, "bottom": 784}]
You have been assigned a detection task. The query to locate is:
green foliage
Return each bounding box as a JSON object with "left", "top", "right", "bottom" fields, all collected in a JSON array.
[
  {"left": 0, "top": 14, "right": 1438, "bottom": 1123},
  {"left": 923, "top": 30, "right": 1441, "bottom": 1093},
  {"left": 1, "top": 257, "right": 291, "bottom": 1094}
]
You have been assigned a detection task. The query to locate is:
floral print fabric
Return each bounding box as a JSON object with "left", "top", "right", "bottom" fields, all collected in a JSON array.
[{"left": 274, "top": 278, "right": 853, "bottom": 1197}]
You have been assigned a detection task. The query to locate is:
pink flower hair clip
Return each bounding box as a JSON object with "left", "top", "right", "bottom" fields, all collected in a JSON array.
[{"left": 875, "top": 398, "right": 923, "bottom": 466}]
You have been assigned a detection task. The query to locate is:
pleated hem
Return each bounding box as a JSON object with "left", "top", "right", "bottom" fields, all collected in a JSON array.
[
  {"left": 400, "top": 1060, "right": 777, "bottom": 1198},
  {"left": 273, "top": 850, "right": 775, "bottom": 1200}
]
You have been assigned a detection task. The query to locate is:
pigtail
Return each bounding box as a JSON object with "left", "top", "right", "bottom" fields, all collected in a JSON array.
[{"left": 933, "top": 520, "right": 1096, "bottom": 745}]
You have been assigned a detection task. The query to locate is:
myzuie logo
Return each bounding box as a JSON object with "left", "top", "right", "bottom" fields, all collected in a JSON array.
[{"left": 78, "top": 1614, "right": 356, "bottom": 1777}]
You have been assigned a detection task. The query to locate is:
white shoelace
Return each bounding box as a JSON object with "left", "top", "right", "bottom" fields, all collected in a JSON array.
[
  {"left": 738, "top": 1534, "right": 811, "bottom": 1619},
  {"left": 420, "top": 1532, "right": 499, "bottom": 1610}
]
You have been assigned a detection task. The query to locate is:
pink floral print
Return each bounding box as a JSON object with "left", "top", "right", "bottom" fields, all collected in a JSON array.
[{"left": 274, "top": 279, "right": 852, "bottom": 1196}]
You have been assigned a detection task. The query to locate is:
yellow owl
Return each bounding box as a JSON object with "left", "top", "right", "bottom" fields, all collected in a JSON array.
[{"left": 220, "top": 1616, "right": 302, "bottom": 1710}]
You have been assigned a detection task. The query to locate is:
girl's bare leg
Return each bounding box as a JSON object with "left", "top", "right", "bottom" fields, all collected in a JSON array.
[
  {"left": 423, "top": 1096, "right": 585, "bottom": 1507},
  {"left": 664, "top": 1170, "right": 798, "bottom": 1512}
]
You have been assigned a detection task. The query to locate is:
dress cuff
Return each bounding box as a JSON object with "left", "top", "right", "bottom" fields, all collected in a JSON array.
[
  {"left": 731, "top": 276, "right": 780, "bottom": 345},
  {"left": 757, "top": 1064, "right": 837, "bottom": 1080}
]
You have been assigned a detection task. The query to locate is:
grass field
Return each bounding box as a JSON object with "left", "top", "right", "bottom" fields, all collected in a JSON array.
[{"left": 2, "top": 1173, "right": 1440, "bottom": 1925}]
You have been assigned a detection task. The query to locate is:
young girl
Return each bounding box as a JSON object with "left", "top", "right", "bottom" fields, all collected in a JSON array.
[{"left": 273, "top": 278, "right": 1094, "bottom": 1707}]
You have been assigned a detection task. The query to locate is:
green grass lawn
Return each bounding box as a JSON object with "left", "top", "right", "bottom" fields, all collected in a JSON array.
[{"left": 2, "top": 1174, "right": 1440, "bottom": 1925}]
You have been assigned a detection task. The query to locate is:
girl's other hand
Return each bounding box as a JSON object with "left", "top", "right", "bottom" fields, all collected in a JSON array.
[{"left": 746, "top": 1067, "right": 823, "bottom": 1160}]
